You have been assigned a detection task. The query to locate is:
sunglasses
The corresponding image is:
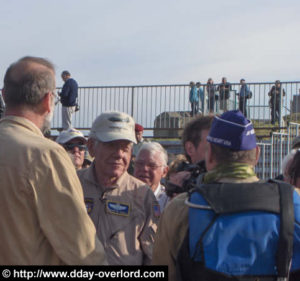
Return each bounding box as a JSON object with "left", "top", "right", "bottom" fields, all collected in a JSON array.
[{"left": 64, "top": 143, "right": 87, "bottom": 151}]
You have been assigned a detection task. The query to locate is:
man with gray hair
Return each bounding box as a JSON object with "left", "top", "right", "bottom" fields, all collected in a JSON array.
[
  {"left": 134, "top": 142, "right": 169, "bottom": 211},
  {"left": 0, "top": 56, "right": 106, "bottom": 265},
  {"left": 77, "top": 111, "right": 159, "bottom": 265}
]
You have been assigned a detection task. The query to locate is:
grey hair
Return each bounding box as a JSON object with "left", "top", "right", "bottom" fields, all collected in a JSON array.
[
  {"left": 136, "top": 142, "right": 168, "bottom": 166},
  {"left": 3, "top": 56, "right": 55, "bottom": 108}
]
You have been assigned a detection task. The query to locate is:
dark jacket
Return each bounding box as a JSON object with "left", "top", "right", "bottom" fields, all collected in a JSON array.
[
  {"left": 60, "top": 78, "right": 78, "bottom": 107},
  {"left": 268, "top": 85, "right": 286, "bottom": 104},
  {"left": 206, "top": 84, "right": 216, "bottom": 99},
  {"left": 217, "top": 82, "right": 231, "bottom": 100}
]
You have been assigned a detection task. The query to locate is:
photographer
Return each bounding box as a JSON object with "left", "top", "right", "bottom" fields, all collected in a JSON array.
[{"left": 166, "top": 115, "right": 214, "bottom": 196}]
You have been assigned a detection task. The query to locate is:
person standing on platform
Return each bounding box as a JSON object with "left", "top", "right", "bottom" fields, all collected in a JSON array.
[
  {"left": 59, "top": 70, "right": 78, "bottom": 130},
  {"left": 238, "top": 78, "right": 251, "bottom": 118},
  {"left": 217, "top": 77, "right": 231, "bottom": 112},
  {"left": 196, "top": 82, "right": 204, "bottom": 114},
  {"left": 206, "top": 78, "right": 217, "bottom": 113},
  {"left": 189, "top": 81, "right": 199, "bottom": 117},
  {"left": 268, "top": 80, "right": 286, "bottom": 125}
]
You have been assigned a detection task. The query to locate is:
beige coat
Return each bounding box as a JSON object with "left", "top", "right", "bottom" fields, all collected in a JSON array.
[
  {"left": 78, "top": 166, "right": 159, "bottom": 265},
  {"left": 0, "top": 116, "right": 107, "bottom": 265}
]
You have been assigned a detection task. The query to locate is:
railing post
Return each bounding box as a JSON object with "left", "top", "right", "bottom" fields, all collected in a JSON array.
[
  {"left": 131, "top": 86, "right": 135, "bottom": 118},
  {"left": 270, "top": 132, "right": 273, "bottom": 178},
  {"left": 279, "top": 87, "right": 283, "bottom": 127}
]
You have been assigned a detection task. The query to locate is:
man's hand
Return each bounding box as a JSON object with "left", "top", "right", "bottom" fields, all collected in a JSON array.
[
  {"left": 169, "top": 171, "right": 191, "bottom": 188},
  {"left": 165, "top": 171, "right": 191, "bottom": 199}
]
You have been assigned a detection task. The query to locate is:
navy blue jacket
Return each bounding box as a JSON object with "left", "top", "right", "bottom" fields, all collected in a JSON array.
[{"left": 60, "top": 78, "right": 78, "bottom": 107}]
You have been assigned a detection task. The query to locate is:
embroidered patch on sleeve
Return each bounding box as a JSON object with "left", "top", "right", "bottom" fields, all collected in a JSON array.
[
  {"left": 84, "top": 198, "right": 94, "bottom": 215},
  {"left": 153, "top": 203, "right": 161, "bottom": 218},
  {"left": 106, "top": 201, "right": 130, "bottom": 217}
]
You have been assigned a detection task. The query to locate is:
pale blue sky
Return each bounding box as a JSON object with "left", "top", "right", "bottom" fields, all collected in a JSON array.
[{"left": 1, "top": 0, "right": 300, "bottom": 87}]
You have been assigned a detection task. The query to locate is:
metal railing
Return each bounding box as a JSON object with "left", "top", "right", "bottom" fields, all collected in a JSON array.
[{"left": 51, "top": 81, "right": 300, "bottom": 136}]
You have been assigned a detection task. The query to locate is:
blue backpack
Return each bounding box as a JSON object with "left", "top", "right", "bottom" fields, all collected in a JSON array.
[{"left": 176, "top": 180, "right": 300, "bottom": 281}]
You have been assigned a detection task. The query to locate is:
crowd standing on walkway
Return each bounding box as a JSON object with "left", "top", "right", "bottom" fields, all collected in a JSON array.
[
  {"left": 0, "top": 56, "right": 300, "bottom": 281},
  {"left": 188, "top": 78, "right": 288, "bottom": 124}
]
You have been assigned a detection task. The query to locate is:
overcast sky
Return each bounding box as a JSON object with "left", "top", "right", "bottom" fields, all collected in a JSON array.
[{"left": 1, "top": 0, "right": 300, "bottom": 87}]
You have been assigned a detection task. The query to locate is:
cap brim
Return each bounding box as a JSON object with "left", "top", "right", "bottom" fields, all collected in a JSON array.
[
  {"left": 95, "top": 132, "right": 137, "bottom": 144},
  {"left": 57, "top": 135, "right": 87, "bottom": 144}
]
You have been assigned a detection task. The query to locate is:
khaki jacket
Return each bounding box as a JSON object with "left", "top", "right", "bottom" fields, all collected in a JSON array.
[
  {"left": 0, "top": 116, "right": 107, "bottom": 265},
  {"left": 78, "top": 165, "right": 159, "bottom": 265},
  {"left": 152, "top": 176, "right": 260, "bottom": 281}
]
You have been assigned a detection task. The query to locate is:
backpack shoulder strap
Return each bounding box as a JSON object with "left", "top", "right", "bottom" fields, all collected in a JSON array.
[
  {"left": 269, "top": 179, "right": 295, "bottom": 280},
  {"left": 194, "top": 182, "right": 281, "bottom": 214}
]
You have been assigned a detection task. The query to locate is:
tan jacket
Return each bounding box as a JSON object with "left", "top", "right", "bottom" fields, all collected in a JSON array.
[
  {"left": 0, "top": 116, "right": 107, "bottom": 265},
  {"left": 152, "top": 193, "right": 189, "bottom": 281},
  {"left": 152, "top": 176, "right": 260, "bottom": 281},
  {"left": 77, "top": 165, "right": 159, "bottom": 265}
]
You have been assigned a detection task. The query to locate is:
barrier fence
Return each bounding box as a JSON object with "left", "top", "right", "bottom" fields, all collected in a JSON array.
[{"left": 52, "top": 81, "right": 300, "bottom": 136}]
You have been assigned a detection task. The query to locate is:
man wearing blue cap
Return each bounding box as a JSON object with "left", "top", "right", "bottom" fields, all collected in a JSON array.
[{"left": 153, "top": 110, "right": 300, "bottom": 281}]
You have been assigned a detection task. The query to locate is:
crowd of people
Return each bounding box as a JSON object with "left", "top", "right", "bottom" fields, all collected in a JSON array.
[
  {"left": 0, "top": 56, "right": 299, "bottom": 281},
  {"left": 189, "top": 78, "right": 285, "bottom": 124}
]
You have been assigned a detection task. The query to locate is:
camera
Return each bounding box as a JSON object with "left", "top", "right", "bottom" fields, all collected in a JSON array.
[
  {"left": 166, "top": 160, "right": 206, "bottom": 197},
  {"left": 75, "top": 103, "right": 80, "bottom": 112}
]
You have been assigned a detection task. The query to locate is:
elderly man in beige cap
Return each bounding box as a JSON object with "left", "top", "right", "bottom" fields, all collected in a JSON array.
[{"left": 77, "top": 111, "right": 159, "bottom": 265}]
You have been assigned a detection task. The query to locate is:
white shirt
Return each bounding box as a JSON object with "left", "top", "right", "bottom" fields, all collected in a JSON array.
[{"left": 154, "top": 183, "right": 170, "bottom": 212}]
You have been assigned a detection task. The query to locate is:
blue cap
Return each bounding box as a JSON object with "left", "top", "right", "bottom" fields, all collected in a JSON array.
[{"left": 207, "top": 110, "right": 256, "bottom": 150}]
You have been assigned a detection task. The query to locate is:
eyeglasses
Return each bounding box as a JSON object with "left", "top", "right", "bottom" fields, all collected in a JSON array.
[
  {"left": 64, "top": 143, "right": 87, "bottom": 151},
  {"left": 134, "top": 161, "right": 163, "bottom": 170}
]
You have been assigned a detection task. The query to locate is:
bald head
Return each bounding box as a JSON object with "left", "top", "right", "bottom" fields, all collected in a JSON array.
[{"left": 3, "top": 56, "right": 56, "bottom": 109}]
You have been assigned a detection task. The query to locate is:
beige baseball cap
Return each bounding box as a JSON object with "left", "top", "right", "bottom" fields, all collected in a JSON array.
[
  {"left": 90, "top": 111, "right": 137, "bottom": 144},
  {"left": 56, "top": 128, "right": 87, "bottom": 144}
]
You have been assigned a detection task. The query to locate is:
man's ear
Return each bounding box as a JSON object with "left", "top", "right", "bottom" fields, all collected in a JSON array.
[
  {"left": 205, "top": 143, "right": 215, "bottom": 171},
  {"left": 162, "top": 166, "right": 169, "bottom": 178},
  {"left": 185, "top": 141, "right": 196, "bottom": 160},
  {"left": 87, "top": 138, "right": 96, "bottom": 157},
  {"left": 39, "top": 92, "right": 52, "bottom": 114}
]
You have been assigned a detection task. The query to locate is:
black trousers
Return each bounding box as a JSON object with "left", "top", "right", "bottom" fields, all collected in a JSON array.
[{"left": 239, "top": 98, "right": 248, "bottom": 117}]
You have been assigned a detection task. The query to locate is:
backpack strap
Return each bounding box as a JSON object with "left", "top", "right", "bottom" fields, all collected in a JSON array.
[
  {"left": 194, "top": 182, "right": 281, "bottom": 214},
  {"left": 269, "top": 180, "right": 295, "bottom": 280}
]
